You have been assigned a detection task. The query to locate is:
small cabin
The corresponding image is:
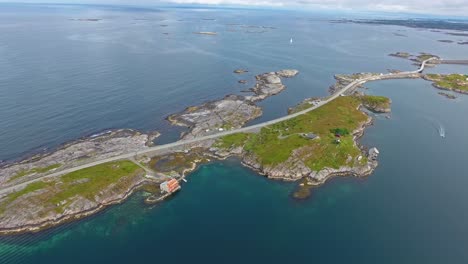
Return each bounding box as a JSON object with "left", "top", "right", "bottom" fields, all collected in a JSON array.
[{"left": 160, "top": 179, "right": 181, "bottom": 193}]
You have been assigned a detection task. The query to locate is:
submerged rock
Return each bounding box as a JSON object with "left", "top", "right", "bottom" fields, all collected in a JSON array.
[{"left": 234, "top": 69, "right": 248, "bottom": 74}]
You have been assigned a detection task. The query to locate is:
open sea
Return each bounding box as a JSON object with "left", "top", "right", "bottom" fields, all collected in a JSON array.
[{"left": 1, "top": 4, "right": 468, "bottom": 263}]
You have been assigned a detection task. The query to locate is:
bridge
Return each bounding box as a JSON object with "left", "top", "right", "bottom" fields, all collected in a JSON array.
[
  {"left": 0, "top": 58, "right": 438, "bottom": 196},
  {"left": 436, "top": 59, "right": 468, "bottom": 65}
]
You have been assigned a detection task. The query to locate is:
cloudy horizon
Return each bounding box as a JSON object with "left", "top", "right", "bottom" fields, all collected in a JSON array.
[{"left": 1, "top": 0, "right": 468, "bottom": 16}]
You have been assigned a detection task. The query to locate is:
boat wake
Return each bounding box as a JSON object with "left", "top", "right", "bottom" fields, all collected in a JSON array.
[
  {"left": 438, "top": 124, "right": 445, "bottom": 138},
  {"left": 425, "top": 116, "right": 446, "bottom": 138}
]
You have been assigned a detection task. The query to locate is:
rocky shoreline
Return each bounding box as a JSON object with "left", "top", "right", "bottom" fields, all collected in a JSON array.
[
  {"left": 211, "top": 107, "right": 377, "bottom": 184},
  {"left": 423, "top": 74, "right": 468, "bottom": 95},
  {"left": 0, "top": 178, "right": 157, "bottom": 235},
  {"left": 0, "top": 68, "right": 388, "bottom": 235},
  {"left": 432, "top": 83, "right": 468, "bottom": 94},
  {"left": 167, "top": 69, "right": 298, "bottom": 139},
  {"left": 0, "top": 129, "right": 159, "bottom": 187}
]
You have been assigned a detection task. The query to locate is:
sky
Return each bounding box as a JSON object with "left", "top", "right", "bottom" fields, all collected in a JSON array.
[{"left": 2, "top": 0, "right": 468, "bottom": 16}]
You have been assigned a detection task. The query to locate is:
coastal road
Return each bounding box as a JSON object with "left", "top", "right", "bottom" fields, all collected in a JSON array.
[{"left": 0, "top": 58, "right": 436, "bottom": 196}]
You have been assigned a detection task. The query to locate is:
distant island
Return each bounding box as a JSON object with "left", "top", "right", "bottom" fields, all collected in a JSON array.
[
  {"left": 0, "top": 54, "right": 466, "bottom": 235},
  {"left": 330, "top": 19, "right": 468, "bottom": 32},
  {"left": 193, "top": 32, "right": 217, "bottom": 35}
]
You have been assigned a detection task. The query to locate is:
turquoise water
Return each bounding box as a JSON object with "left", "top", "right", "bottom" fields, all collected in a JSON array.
[{"left": 1, "top": 4, "right": 468, "bottom": 263}]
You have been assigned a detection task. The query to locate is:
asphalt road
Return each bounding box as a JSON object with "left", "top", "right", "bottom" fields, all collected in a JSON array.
[{"left": 0, "top": 58, "right": 436, "bottom": 196}]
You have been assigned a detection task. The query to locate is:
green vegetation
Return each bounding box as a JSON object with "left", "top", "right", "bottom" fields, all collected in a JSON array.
[
  {"left": 330, "top": 128, "right": 350, "bottom": 136},
  {"left": 149, "top": 148, "right": 210, "bottom": 175},
  {"left": 2, "top": 181, "right": 48, "bottom": 209},
  {"left": 417, "top": 54, "right": 435, "bottom": 61},
  {"left": 287, "top": 98, "right": 320, "bottom": 114},
  {"left": 390, "top": 52, "right": 410, "bottom": 58},
  {"left": 9, "top": 164, "right": 62, "bottom": 182},
  {"left": 217, "top": 96, "right": 371, "bottom": 171},
  {"left": 53, "top": 160, "right": 140, "bottom": 203},
  {"left": 358, "top": 95, "right": 391, "bottom": 111},
  {"left": 0, "top": 161, "right": 143, "bottom": 214},
  {"left": 426, "top": 74, "right": 468, "bottom": 92},
  {"left": 215, "top": 133, "right": 250, "bottom": 149}
]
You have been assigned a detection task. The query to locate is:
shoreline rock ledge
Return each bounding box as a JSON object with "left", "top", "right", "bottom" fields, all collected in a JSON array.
[{"left": 167, "top": 69, "right": 299, "bottom": 139}]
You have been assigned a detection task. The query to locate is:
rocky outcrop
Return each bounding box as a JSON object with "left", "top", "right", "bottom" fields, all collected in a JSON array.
[
  {"left": 0, "top": 129, "right": 158, "bottom": 187},
  {"left": 423, "top": 74, "right": 468, "bottom": 95},
  {"left": 167, "top": 95, "right": 263, "bottom": 139},
  {"left": 276, "top": 69, "right": 299, "bottom": 78},
  {"left": 234, "top": 69, "right": 248, "bottom": 74},
  {"left": 438, "top": 92, "right": 457, "bottom": 99},
  {"left": 389, "top": 52, "right": 410, "bottom": 58},
  {"left": 329, "top": 73, "right": 379, "bottom": 94},
  {"left": 168, "top": 70, "right": 299, "bottom": 139},
  {"left": 248, "top": 70, "right": 298, "bottom": 101},
  {"left": 361, "top": 98, "right": 392, "bottom": 113},
  {"left": 389, "top": 52, "right": 440, "bottom": 67}
]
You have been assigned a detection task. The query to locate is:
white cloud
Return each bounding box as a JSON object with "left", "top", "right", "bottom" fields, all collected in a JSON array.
[{"left": 3, "top": 0, "right": 468, "bottom": 16}]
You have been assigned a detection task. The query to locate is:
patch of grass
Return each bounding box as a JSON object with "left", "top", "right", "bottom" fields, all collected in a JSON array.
[
  {"left": 0, "top": 181, "right": 49, "bottom": 214},
  {"left": 0, "top": 161, "right": 143, "bottom": 215},
  {"left": 9, "top": 164, "right": 62, "bottom": 182},
  {"left": 426, "top": 74, "right": 468, "bottom": 91},
  {"left": 216, "top": 133, "right": 250, "bottom": 149},
  {"left": 304, "top": 136, "right": 361, "bottom": 171},
  {"left": 389, "top": 52, "right": 410, "bottom": 58},
  {"left": 51, "top": 161, "right": 141, "bottom": 205},
  {"left": 149, "top": 148, "right": 209, "bottom": 174},
  {"left": 330, "top": 128, "right": 350, "bottom": 136},
  {"left": 4, "top": 181, "right": 49, "bottom": 205},
  {"left": 358, "top": 95, "right": 391, "bottom": 110},
  {"left": 241, "top": 96, "right": 368, "bottom": 170},
  {"left": 417, "top": 54, "right": 435, "bottom": 61}
]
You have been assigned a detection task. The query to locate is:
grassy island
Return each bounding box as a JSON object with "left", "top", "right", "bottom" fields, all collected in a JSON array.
[
  {"left": 425, "top": 74, "right": 468, "bottom": 93},
  {"left": 358, "top": 95, "right": 391, "bottom": 113},
  {"left": 217, "top": 96, "right": 371, "bottom": 172},
  {"left": 0, "top": 161, "right": 145, "bottom": 223}
]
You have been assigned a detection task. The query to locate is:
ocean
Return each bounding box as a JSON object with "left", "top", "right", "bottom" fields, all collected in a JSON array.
[{"left": 1, "top": 4, "right": 468, "bottom": 263}]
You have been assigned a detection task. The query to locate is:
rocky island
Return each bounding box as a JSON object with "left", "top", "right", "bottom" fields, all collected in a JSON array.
[
  {"left": 357, "top": 94, "right": 392, "bottom": 113},
  {"left": 389, "top": 52, "right": 440, "bottom": 66},
  {"left": 210, "top": 95, "right": 383, "bottom": 198},
  {"left": 167, "top": 70, "right": 299, "bottom": 139},
  {"left": 0, "top": 129, "right": 164, "bottom": 234},
  {"left": 194, "top": 32, "right": 217, "bottom": 35},
  {"left": 438, "top": 92, "right": 457, "bottom": 99},
  {"left": 0, "top": 160, "right": 156, "bottom": 234},
  {"left": 424, "top": 73, "right": 468, "bottom": 94}
]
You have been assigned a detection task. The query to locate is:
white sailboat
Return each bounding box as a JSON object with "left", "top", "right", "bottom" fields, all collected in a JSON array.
[{"left": 290, "top": 38, "right": 293, "bottom": 44}]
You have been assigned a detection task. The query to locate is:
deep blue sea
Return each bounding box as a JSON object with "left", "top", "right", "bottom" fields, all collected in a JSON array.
[{"left": 1, "top": 4, "right": 468, "bottom": 263}]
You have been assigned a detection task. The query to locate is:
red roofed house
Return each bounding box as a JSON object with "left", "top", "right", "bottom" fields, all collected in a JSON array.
[{"left": 160, "top": 179, "right": 181, "bottom": 193}]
